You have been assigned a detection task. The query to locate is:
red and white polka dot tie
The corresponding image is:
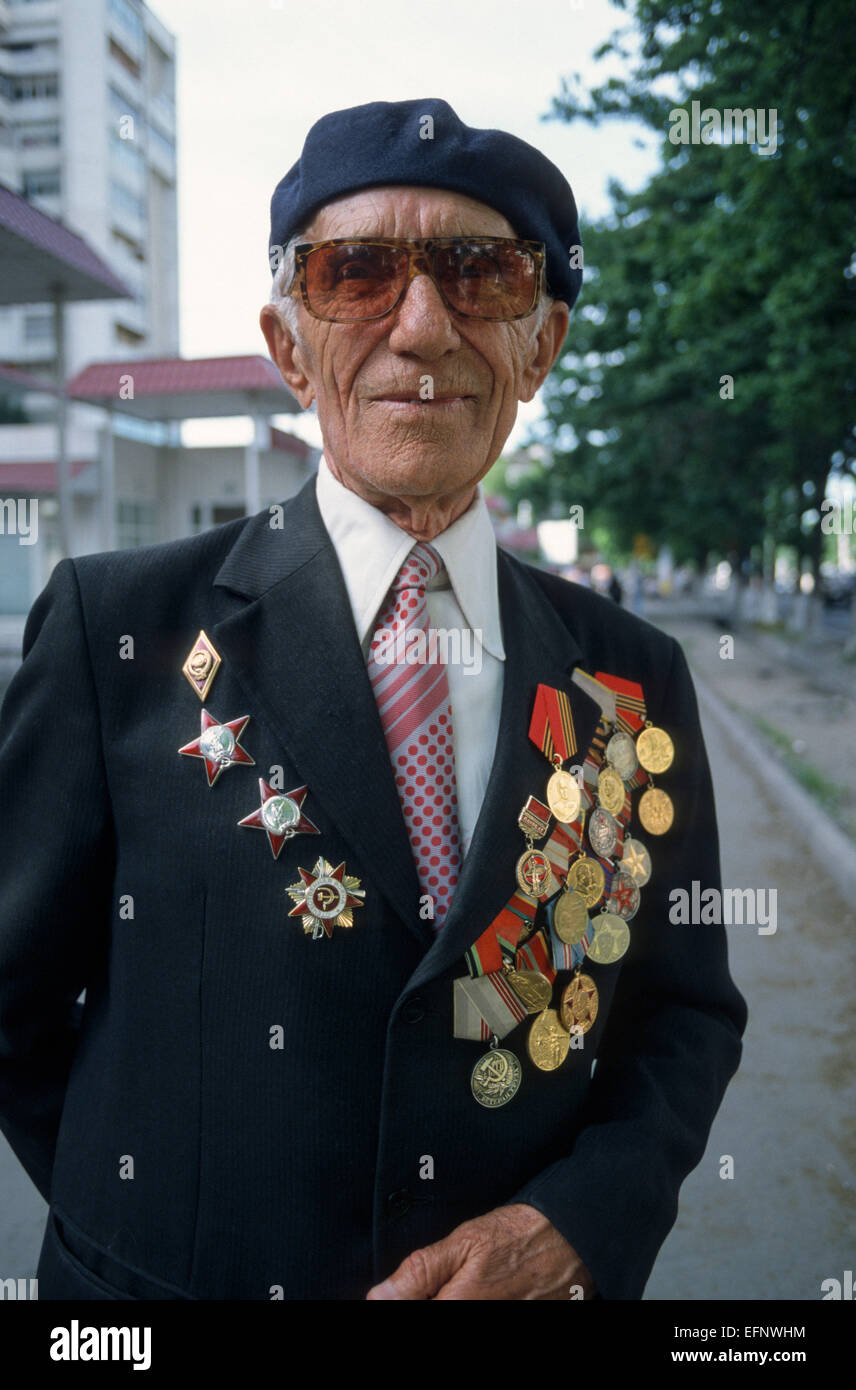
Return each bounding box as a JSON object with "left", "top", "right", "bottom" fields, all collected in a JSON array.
[{"left": 367, "top": 543, "right": 461, "bottom": 928}]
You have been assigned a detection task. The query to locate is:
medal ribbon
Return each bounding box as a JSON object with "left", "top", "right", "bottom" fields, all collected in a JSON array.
[
  {"left": 528, "top": 683, "right": 578, "bottom": 763},
  {"left": 464, "top": 889, "right": 537, "bottom": 978}
]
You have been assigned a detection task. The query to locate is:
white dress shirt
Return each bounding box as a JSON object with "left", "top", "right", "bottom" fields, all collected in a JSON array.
[{"left": 315, "top": 455, "right": 505, "bottom": 858}]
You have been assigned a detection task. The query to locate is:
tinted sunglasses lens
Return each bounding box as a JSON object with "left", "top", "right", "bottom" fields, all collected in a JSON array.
[
  {"left": 304, "top": 243, "right": 407, "bottom": 320},
  {"left": 434, "top": 242, "right": 538, "bottom": 318}
]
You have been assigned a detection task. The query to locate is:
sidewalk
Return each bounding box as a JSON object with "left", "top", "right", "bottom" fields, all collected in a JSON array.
[{"left": 645, "top": 600, "right": 856, "bottom": 842}]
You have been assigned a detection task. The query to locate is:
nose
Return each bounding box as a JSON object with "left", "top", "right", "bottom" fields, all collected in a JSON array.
[{"left": 386, "top": 270, "right": 461, "bottom": 356}]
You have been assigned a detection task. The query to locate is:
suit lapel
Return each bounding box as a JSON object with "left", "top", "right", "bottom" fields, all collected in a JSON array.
[
  {"left": 211, "top": 481, "right": 430, "bottom": 948},
  {"left": 210, "top": 483, "right": 604, "bottom": 974},
  {"left": 406, "top": 552, "right": 604, "bottom": 990}
]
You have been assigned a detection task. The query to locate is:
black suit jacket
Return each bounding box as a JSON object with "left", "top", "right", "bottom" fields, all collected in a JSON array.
[{"left": 0, "top": 478, "right": 746, "bottom": 1300}]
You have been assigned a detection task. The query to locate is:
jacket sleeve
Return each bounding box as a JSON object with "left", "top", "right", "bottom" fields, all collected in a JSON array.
[
  {"left": 0, "top": 558, "right": 115, "bottom": 1202},
  {"left": 509, "top": 637, "right": 748, "bottom": 1299}
]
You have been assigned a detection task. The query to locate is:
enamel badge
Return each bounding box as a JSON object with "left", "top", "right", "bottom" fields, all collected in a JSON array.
[
  {"left": 179, "top": 711, "right": 254, "bottom": 786},
  {"left": 286, "top": 858, "right": 365, "bottom": 939},
  {"left": 182, "top": 630, "right": 221, "bottom": 702},
  {"left": 238, "top": 778, "right": 320, "bottom": 859}
]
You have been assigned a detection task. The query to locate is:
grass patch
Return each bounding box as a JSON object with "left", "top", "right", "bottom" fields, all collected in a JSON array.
[{"left": 748, "top": 712, "right": 851, "bottom": 823}]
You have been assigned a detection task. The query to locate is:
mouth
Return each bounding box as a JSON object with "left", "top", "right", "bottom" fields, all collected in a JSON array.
[{"left": 371, "top": 394, "right": 475, "bottom": 407}]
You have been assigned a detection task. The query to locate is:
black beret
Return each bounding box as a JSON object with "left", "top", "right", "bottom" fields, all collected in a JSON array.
[{"left": 269, "top": 97, "right": 582, "bottom": 309}]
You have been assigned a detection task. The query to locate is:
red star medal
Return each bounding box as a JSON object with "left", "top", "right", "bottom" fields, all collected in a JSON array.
[
  {"left": 287, "top": 857, "right": 365, "bottom": 938},
  {"left": 238, "top": 778, "right": 320, "bottom": 859},
  {"left": 179, "top": 710, "right": 254, "bottom": 786}
]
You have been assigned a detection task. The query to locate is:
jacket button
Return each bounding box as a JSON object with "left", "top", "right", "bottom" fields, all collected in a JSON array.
[
  {"left": 400, "top": 998, "right": 425, "bottom": 1024},
  {"left": 387, "top": 1189, "right": 412, "bottom": 1218}
]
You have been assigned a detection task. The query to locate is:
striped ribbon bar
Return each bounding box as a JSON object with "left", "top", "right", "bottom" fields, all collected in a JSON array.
[
  {"left": 516, "top": 928, "right": 557, "bottom": 983},
  {"left": 546, "top": 900, "right": 594, "bottom": 972},
  {"left": 464, "top": 889, "right": 538, "bottom": 978},
  {"left": 453, "top": 971, "right": 529, "bottom": 1041},
  {"left": 528, "top": 683, "right": 578, "bottom": 764}
]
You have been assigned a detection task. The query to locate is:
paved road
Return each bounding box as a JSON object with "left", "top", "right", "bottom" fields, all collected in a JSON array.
[
  {"left": 2, "top": 679, "right": 854, "bottom": 1297},
  {"left": 645, "top": 684, "right": 856, "bottom": 1300}
]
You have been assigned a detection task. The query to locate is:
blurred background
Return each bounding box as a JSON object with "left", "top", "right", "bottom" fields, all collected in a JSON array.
[{"left": 0, "top": 0, "right": 853, "bottom": 1300}]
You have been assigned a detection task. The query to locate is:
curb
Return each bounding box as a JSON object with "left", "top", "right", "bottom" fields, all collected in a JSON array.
[{"left": 694, "top": 676, "right": 856, "bottom": 907}]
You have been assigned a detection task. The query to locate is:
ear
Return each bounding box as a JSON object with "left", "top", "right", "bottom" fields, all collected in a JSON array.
[
  {"left": 259, "top": 304, "right": 315, "bottom": 410},
  {"left": 518, "top": 300, "right": 570, "bottom": 403}
]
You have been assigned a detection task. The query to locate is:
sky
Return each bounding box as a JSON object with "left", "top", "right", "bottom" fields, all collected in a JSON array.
[{"left": 148, "top": 0, "right": 659, "bottom": 449}]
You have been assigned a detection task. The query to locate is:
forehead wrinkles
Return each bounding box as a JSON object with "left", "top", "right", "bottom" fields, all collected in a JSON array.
[{"left": 306, "top": 188, "right": 516, "bottom": 240}]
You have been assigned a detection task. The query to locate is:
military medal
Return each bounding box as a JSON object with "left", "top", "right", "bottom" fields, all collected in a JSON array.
[
  {"left": 546, "top": 766, "right": 582, "bottom": 824},
  {"left": 178, "top": 710, "right": 254, "bottom": 786},
  {"left": 636, "top": 724, "right": 674, "bottom": 774},
  {"left": 587, "top": 911, "right": 630, "bottom": 965},
  {"left": 588, "top": 806, "right": 619, "bottom": 858},
  {"left": 287, "top": 856, "right": 365, "bottom": 939},
  {"left": 559, "top": 972, "right": 599, "bottom": 1033},
  {"left": 609, "top": 869, "right": 640, "bottom": 920},
  {"left": 527, "top": 1007, "right": 570, "bottom": 1071},
  {"left": 239, "top": 778, "right": 320, "bottom": 858},
  {"left": 597, "top": 766, "right": 625, "bottom": 818},
  {"left": 639, "top": 786, "right": 674, "bottom": 835},
  {"left": 620, "top": 837, "right": 652, "bottom": 886},
  {"left": 552, "top": 888, "right": 589, "bottom": 945},
  {"left": 515, "top": 797, "right": 556, "bottom": 898},
  {"left": 471, "top": 1038, "right": 523, "bottom": 1108},
  {"left": 567, "top": 851, "right": 605, "bottom": 910},
  {"left": 181, "top": 630, "right": 221, "bottom": 702},
  {"left": 504, "top": 964, "right": 553, "bottom": 1014},
  {"left": 605, "top": 730, "right": 637, "bottom": 781}
]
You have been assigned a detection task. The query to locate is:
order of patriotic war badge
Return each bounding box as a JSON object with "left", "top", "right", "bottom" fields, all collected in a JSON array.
[{"left": 287, "top": 857, "right": 366, "bottom": 939}]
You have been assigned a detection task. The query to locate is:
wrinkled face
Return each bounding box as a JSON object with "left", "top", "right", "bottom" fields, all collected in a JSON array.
[{"left": 281, "top": 186, "right": 565, "bottom": 504}]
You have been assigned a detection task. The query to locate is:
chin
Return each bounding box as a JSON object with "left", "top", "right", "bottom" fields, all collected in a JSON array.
[{"left": 354, "top": 447, "right": 483, "bottom": 501}]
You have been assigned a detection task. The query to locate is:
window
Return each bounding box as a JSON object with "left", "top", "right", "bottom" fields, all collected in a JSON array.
[
  {"left": 114, "top": 323, "right": 145, "bottom": 346},
  {"left": 12, "top": 75, "right": 59, "bottom": 101},
  {"left": 108, "top": 37, "right": 141, "bottom": 80},
  {"left": 116, "top": 500, "right": 157, "bottom": 549},
  {"left": 110, "top": 179, "right": 145, "bottom": 222},
  {"left": 18, "top": 121, "right": 60, "bottom": 149},
  {"left": 22, "top": 169, "right": 61, "bottom": 198},
  {"left": 109, "top": 0, "right": 144, "bottom": 46},
  {"left": 24, "top": 314, "right": 53, "bottom": 342}
]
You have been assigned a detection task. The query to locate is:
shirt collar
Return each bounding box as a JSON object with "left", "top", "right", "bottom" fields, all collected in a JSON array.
[{"left": 315, "top": 454, "right": 505, "bottom": 661}]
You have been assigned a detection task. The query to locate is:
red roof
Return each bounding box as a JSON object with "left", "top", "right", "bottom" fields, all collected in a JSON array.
[
  {"left": 0, "top": 362, "right": 57, "bottom": 394},
  {"left": 270, "top": 425, "right": 313, "bottom": 460},
  {"left": 67, "top": 355, "right": 287, "bottom": 400},
  {"left": 0, "top": 460, "right": 92, "bottom": 491},
  {"left": 0, "top": 182, "right": 131, "bottom": 302}
]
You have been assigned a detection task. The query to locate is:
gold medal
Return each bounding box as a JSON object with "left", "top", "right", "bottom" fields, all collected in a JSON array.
[
  {"left": 567, "top": 855, "right": 605, "bottom": 909},
  {"left": 546, "top": 768, "right": 582, "bottom": 824},
  {"left": 606, "top": 730, "right": 637, "bottom": 781},
  {"left": 471, "top": 1045, "right": 522, "bottom": 1108},
  {"left": 621, "top": 837, "right": 652, "bottom": 886},
  {"left": 636, "top": 725, "right": 674, "bottom": 774},
  {"left": 515, "top": 848, "right": 553, "bottom": 897},
  {"left": 527, "top": 1008, "right": 570, "bottom": 1071},
  {"left": 559, "top": 972, "right": 599, "bottom": 1033},
  {"left": 553, "top": 888, "right": 589, "bottom": 945},
  {"left": 597, "top": 766, "right": 625, "bottom": 818},
  {"left": 639, "top": 787, "right": 674, "bottom": 836},
  {"left": 504, "top": 968, "right": 553, "bottom": 1014},
  {"left": 587, "top": 911, "right": 630, "bottom": 965}
]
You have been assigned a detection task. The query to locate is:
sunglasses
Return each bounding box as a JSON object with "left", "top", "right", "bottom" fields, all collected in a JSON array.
[{"left": 290, "top": 236, "right": 546, "bottom": 323}]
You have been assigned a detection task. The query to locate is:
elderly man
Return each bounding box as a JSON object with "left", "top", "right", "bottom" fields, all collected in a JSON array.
[{"left": 0, "top": 98, "right": 745, "bottom": 1301}]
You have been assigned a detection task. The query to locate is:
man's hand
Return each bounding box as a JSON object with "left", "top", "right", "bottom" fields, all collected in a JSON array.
[{"left": 365, "top": 1203, "right": 596, "bottom": 1300}]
